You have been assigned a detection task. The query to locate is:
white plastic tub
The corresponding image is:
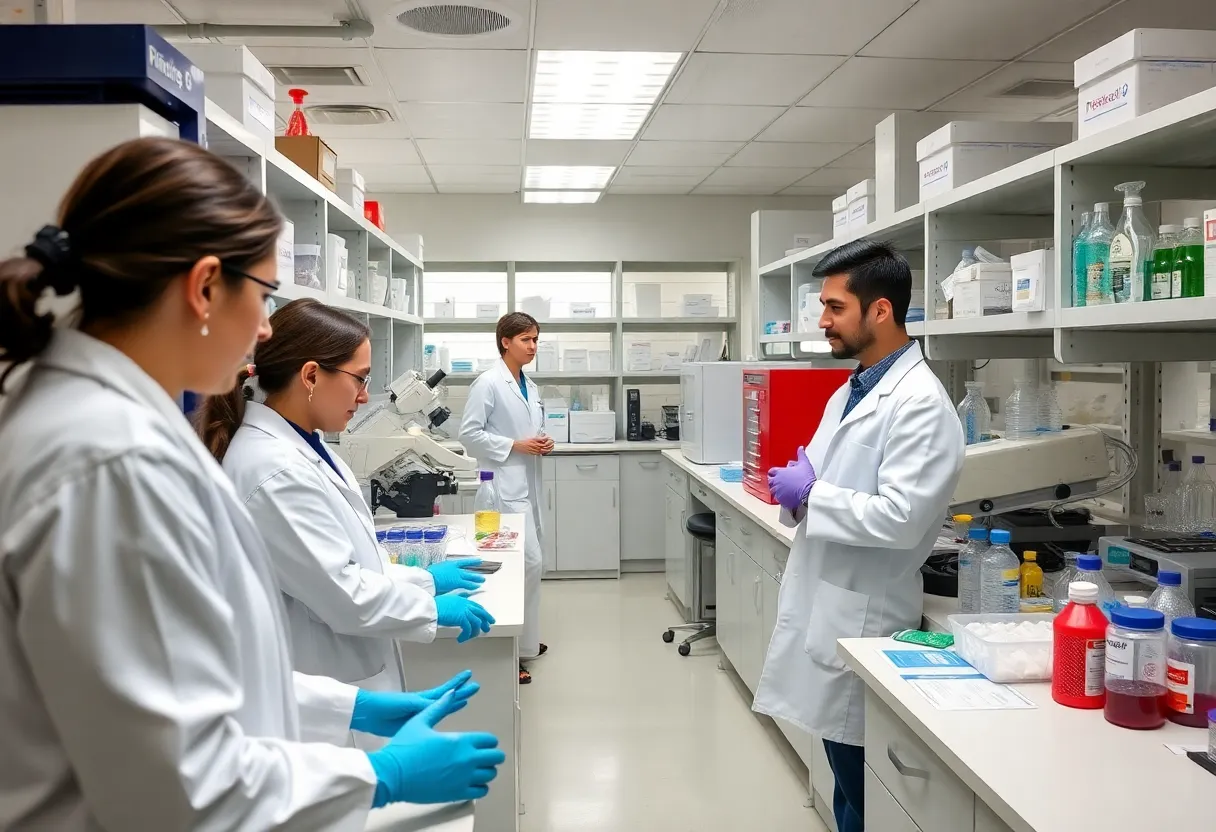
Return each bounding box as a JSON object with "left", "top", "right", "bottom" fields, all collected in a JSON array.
[
  {"left": 294, "top": 244, "right": 322, "bottom": 289},
  {"left": 948, "top": 613, "right": 1055, "bottom": 682}
]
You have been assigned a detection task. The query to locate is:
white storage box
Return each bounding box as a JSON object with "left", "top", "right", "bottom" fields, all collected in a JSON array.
[
  {"left": 275, "top": 219, "right": 294, "bottom": 287},
  {"left": 917, "top": 121, "right": 1073, "bottom": 201},
  {"left": 1076, "top": 29, "right": 1216, "bottom": 137},
  {"left": 953, "top": 263, "right": 1013, "bottom": 319},
  {"left": 831, "top": 194, "right": 849, "bottom": 238},
  {"left": 682, "top": 304, "right": 720, "bottom": 318},
  {"left": 847, "top": 178, "right": 876, "bottom": 231},
  {"left": 337, "top": 168, "right": 365, "bottom": 217},
  {"left": 570, "top": 303, "right": 597, "bottom": 318},
  {"left": 876, "top": 112, "right": 951, "bottom": 217},
  {"left": 948, "top": 613, "right": 1054, "bottom": 683},
  {"left": 907, "top": 282, "right": 926, "bottom": 323},
  {"left": 325, "top": 234, "right": 348, "bottom": 295},
  {"left": 793, "top": 233, "right": 824, "bottom": 249},
  {"left": 181, "top": 44, "right": 275, "bottom": 142},
  {"left": 519, "top": 296, "right": 550, "bottom": 320},
  {"left": 563, "top": 349, "right": 589, "bottom": 372},
  {"left": 588, "top": 349, "right": 612, "bottom": 371},
  {"left": 389, "top": 278, "right": 408, "bottom": 312},
  {"left": 634, "top": 283, "right": 662, "bottom": 318},
  {"left": 294, "top": 244, "right": 322, "bottom": 289},
  {"left": 543, "top": 406, "right": 569, "bottom": 443},
  {"left": 371, "top": 270, "right": 389, "bottom": 306},
  {"left": 1010, "top": 249, "right": 1054, "bottom": 312},
  {"left": 1205, "top": 209, "right": 1216, "bottom": 297},
  {"left": 432, "top": 298, "right": 455, "bottom": 318},
  {"left": 361, "top": 261, "right": 385, "bottom": 304},
  {"left": 626, "top": 342, "right": 652, "bottom": 372},
  {"left": 475, "top": 303, "right": 501, "bottom": 319},
  {"left": 536, "top": 342, "right": 559, "bottom": 372},
  {"left": 682, "top": 293, "right": 713, "bottom": 307},
  {"left": 569, "top": 411, "right": 616, "bottom": 443}
]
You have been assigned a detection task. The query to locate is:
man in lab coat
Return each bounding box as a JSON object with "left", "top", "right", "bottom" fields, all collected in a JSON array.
[{"left": 752, "top": 240, "right": 964, "bottom": 832}]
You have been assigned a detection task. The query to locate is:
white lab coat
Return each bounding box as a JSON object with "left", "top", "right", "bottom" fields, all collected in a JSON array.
[
  {"left": 459, "top": 358, "right": 544, "bottom": 658},
  {"left": 752, "top": 342, "right": 964, "bottom": 747},
  {"left": 0, "top": 330, "right": 378, "bottom": 831},
  {"left": 223, "top": 402, "right": 438, "bottom": 693}
]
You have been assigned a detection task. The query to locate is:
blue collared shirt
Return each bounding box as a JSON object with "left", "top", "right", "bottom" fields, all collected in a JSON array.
[
  {"left": 286, "top": 418, "right": 343, "bottom": 478},
  {"left": 841, "top": 341, "right": 915, "bottom": 420},
  {"left": 518, "top": 371, "right": 528, "bottom": 402}
]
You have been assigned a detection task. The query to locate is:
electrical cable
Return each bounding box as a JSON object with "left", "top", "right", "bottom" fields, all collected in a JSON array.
[{"left": 1044, "top": 426, "right": 1138, "bottom": 528}]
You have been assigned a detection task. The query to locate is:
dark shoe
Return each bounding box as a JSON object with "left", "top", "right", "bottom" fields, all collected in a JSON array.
[
  {"left": 519, "top": 664, "right": 532, "bottom": 685},
  {"left": 538, "top": 643, "right": 548, "bottom": 656}
]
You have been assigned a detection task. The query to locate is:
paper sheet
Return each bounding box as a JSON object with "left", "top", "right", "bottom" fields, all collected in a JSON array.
[
  {"left": 901, "top": 673, "right": 1037, "bottom": 711},
  {"left": 883, "top": 649, "right": 971, "bottom": 670}
]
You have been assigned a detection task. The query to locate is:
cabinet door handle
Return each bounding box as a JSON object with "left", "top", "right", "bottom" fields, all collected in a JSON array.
[
  {"left": 576, "top": 463, "right": 598, "bottom": 470},
  {"left": 548, "top": 488, "right": 553, "bottom": 511},
  {"left": 753, "top": 575, "right": 761, "bottom": 611},
  {"left": 639, "top": 461, "right": 660, "bottom": 468},
  {"left": 776, "top": 569, "right": 784, "bottom": 581},
  {"left": 887, "top": 746, "right": 930, "bottom": 780},
  {"left": 739, "top": 525, "right": 752, "bottom": 536},
  {"left": 612, "top": 486, "right": 617, "bottom": 508}
]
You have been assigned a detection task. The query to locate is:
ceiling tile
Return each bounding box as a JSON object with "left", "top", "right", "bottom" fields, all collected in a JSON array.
[
  {"left": 416, "top": 139, "right": 521, "bottom": 165},
  {"left": 75, "top": 0, "right": 181, "bottom": 23},
  {"left": 369, "top": 182, "right": 437, "bottom": 193},
  {"left": 322, "top": 138, "right": 422, "bottom": 165},
  {"left": 171, "top": 0, "right": 346, "bottom": 25},
  {"left": 438, "top": 184, "right": 521, "bottom": 194},
  {"left": 610, "top": 183, "right": 697, "bottom": 194},
  {"left": 427, "top": 165, "right": 521, "bottom": 185},
  {"left": 374, "top": 49, "right": 528, "bottom": 103},
  {"left": 827, "top": 143, "right": 875, "bottom": 170},
  {"left": 666, "top": 53, "right": 843, "bottom": 106},
  {"left": 361, "top": 0, "right": 533, "bottom": 50},
  {"left": 794, "top": 168, "right": 875, "bottom": 188},
  {"left": 525, "top": 140, "right": 633, "bottom": 166},
  {"left": 700, "top": 167, "right": 813, "bottom": 189},
  {"left": 780, "top": 185, "right": 847, "bottom": 196},
  {"left": 726, "top": 142, "right": 857, "bottom": 168},
  {"left": 860, "top": 0, "right": 1111, "bottom": 61},
  {"left": 1024, "top": 0, "right": 1216, "bottom": 63},
  {"left": 357, "top": 164, "right": 433, "bottom": 186},
  {"left": 699, "top": 0, "right": 916, "bottom": 55},
  {"left": 612, "top": 166, "right": 716, "bottom": 186},
  {"left": 798, "top": 57, "right": 1003, "bottom": 110},
  {"left": 626, "top": 140, "right": 744, "bottom": 166},
  {"left": 692, "top": 185, "right": 782, "bottom": 195},
  {"left": 534, "top": 0, "right": 718, "bottom": 50},
  {"left": 246, "top": 46, "right": 385, "bottom": 92},
  {"left": 400, "top": 103, "right": 523, "bottom": 139},
  {"left": 931, "top": 62, "right": 1074, "bottom": 115},
  {"left": 758, "top": 107, "right": 910, "bottom": 143},
  {"left": 642, "top": 105, "right": 786, "bottom": 142}
]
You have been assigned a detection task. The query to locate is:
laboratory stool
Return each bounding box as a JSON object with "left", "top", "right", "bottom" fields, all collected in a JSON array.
[{"left": 662, "top": 512, "right": 717, "bottom": 656}]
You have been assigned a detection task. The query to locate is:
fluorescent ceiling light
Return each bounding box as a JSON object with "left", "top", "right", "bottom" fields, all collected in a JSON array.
[
  {"left": 523, "top": 191, "right": 602, "bottom": 204},
  {"left": 530, "top": 50, "right": 681, "bottom": 140},
  {"left": 525, "top": 165, "right": 615, "bottom": 189}
]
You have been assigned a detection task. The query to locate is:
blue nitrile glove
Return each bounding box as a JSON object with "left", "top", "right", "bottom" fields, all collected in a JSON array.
[
  {"left": 351, "top": 670, "right": 481, "bottom": 737},
  {"left": 767, "top": 446, "right": 817, "bottom": 512},
  {"left": 435, "top": 594, "right": 495, "bottom": 642},
  {"left": 366, "top": 691, "right": 505, "bottom": 807},
  {"left": 428, "top": 558, "right": 486, "bottom": 595}
]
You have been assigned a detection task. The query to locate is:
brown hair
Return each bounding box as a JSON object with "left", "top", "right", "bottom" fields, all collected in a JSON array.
[
  {"left": 496, "top": 311, "right": 540, "bottom": 355},
  {"left": 0, "top": 137, "right": 281, "bottom": 391},
  {"left": 196, "top": 298, "right": 370, "bottom": 461}
]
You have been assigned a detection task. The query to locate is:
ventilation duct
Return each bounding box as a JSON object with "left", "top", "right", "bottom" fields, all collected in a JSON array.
[
  {"left": 268, "top": 66, "right": 368, "bottom": 87},
  {"left": 305, "top": 105, "right": 395, "bottom": 126},
  {"left": 158, "top": 19, "right": 373, "bottom": 41}
]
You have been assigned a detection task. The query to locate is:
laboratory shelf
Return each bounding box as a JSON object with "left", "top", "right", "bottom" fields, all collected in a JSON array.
[
  {"left": 422, "top": 318, "right": 502, "bottom": 331},
  {"left": 924, "top": 151, "right": 1056, "bottom": 216},
  {"left": 1057, "top": 297, "right": 1216, "bottom": 331},
  {"left": 1162, "top": 429, "right": 1216, "bottom": 448},
  {"left": 759, "top": 333, "right": 796, "bottom": 344},
  {"left": 905, "top": 321, "right": 925, "bottom": 338},
  {"left": 757, "top": 203, "right": 926, "bottom": 278},
  {"left": 622, "top": 317, "right": 737, "bottom": 330},
  {"left": 440, "top": 371, "right": 620, "bottom": 384},
  {"left": 532, "top": 318, "right": 619, "bottom": 332},
  {"left": 621, "top": 371, "right": 683, "bottom": 381},
  {"left": 924, "top": 312, "right": 1053, "bottom": 336},
  {"left": 1056, "top": 83, "right": 1216, "bottom": 168}
]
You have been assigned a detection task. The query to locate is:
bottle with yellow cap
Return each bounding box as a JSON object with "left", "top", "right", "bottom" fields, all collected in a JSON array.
[
  {"left": 952, "top": 513, "right": 972, "bottom": 543},
  {"left": 1020, "top": 551, "right": 1044, "bottom": 598}
]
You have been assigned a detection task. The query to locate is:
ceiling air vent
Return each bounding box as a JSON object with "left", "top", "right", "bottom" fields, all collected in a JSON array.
[
  {"left": 269, "top": 65, "right": 368, "bottom": 87},
  {"left": 396, "top": 3, "right": 512, "bottom": 36},
  {"left": 998, "top": 79, "right": 1074, "bottom": 99},
  {"left": 305, "top": 105, "right": 395, "bottom": 126}
]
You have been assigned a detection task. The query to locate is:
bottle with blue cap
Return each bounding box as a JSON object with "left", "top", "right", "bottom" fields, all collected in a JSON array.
[
  {"left": 1104, "top": 606, "right": 1168, "bottom": 729},
  {"left": 1166, "top": 616, "right": 1216, "bottom": 727},
  {"left": 957, "top": 526, "right": 989, "bottom": 614},
  {"left": 1074, "top": 554, "right": 1118, "bottom": 619},
  {"left": 1148, "top": 569, "right": 1196, "bottom": 626},
  {"left": 979, "top": 528, "right": 1019, "bottom": 613}
]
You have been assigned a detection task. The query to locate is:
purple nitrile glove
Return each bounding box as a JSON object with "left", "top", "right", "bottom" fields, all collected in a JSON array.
[{"left": 767, "top": 446, "right": 816, "bottom": 512}]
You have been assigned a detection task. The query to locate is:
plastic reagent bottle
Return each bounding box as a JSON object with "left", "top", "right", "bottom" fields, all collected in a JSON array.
[
  {"left": 1020, "top": 550, "right": 1044, "bottom": 599},
  {"left": 1052, "top": 552, "right": 1081, "bottom": 612},
  {"left": 1074, "top": 554, "right": 1118, "bottom": 620},
  {"left": 1053, "top": 581, "right": 1109, "bottom": 709},
  {"left": 1148, "top": 570, "right": 1197, "bottom": 626},
  {"left": 1110, "top": 181, "right": 1155, "bottom": 303},
  {"left": 1038, "top": 382, "right": 1063, "bottom": 433},
  {"left": 1072, "top": 211, "right": 1093, "bottom": 307},
  {"left": 1084, "top": 202, "right": 1115, "bottom": 305},
  {"left": 1181, "top": 455, "right": 1216, "bottom": 534},
  {"left": 473, "top": 471, "right": 503, "bottom": 537},
  {"left": 957, "top": 527, "right": 989, "bottom": 614},
  {"left": 1151, "top": 225, "right": 1180, "bottom": 300},
  {"left": 979, "top": 529, "right": 1020, "bottom": 614},
  {"left": 956, "top": 381, "right": 992, "bottom": 445},
  {"left": 1177, "top": 217, "right": 1204, "bottom": 299},
  {"left": 1163, "top": 460, "right": 1184, "bottom": 530},
  {"left": 1004, "top": 379, "right": 1040, "bottom": 441}
]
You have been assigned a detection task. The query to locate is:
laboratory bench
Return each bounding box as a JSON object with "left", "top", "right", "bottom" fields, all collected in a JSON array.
[
  {"left": 364, "top": 800, "right": 474, "bottom": 832},
  {"left": 839, "top": 637, "right": 1216, "bottom": 832}
]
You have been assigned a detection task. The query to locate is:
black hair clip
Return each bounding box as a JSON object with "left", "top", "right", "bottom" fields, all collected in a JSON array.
[{"left": 25, "top": 225, "right": 77, "bottom": 294}]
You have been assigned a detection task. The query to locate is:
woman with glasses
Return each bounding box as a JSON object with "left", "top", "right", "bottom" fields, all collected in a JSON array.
[{"left": 197, "top": 299, "right": 495, "bottom": 734}]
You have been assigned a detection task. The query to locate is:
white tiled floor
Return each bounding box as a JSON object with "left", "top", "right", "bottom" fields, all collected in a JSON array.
[{"left": 519, "top": 574, "right": 826, "bottom": 832}]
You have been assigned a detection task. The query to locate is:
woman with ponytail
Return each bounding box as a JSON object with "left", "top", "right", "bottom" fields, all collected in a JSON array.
[
  {"left": 198, "top": 299, "right": 494, "bottom": 734},
  {"left": 0, "top": 138, "right": 501, "bottom": 829}
]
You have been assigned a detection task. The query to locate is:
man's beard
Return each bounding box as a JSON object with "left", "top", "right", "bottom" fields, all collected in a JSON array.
[{"left": 827, "top": 325, "right": 875, "bottom": 360}]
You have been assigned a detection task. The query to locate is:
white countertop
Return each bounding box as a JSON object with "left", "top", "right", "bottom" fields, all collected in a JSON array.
[
  {"left": 374, "top": 512, "right": 525, "bottom": 639},
  {"left": 661, "top": 449, "right": 795, "bottom": 546},
  {"left": 549, "top": 439, "right": 681, "bottom": 454},
  {"left": 921, "top": 593, "right": 959, "bottom": 633},
  {"left": 364, "top": 800, "right": 474, "bottom": 832},
  {"left": 840, "top": 637, "right": 1216, "bottom": 832}
]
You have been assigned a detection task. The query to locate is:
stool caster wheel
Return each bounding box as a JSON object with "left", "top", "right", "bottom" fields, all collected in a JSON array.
[
  {"left": 678, "top": 643, "right": 691, "bottom": 656},
  {"left": 662, "top": 630, "right": 675, "bottom": 643}
]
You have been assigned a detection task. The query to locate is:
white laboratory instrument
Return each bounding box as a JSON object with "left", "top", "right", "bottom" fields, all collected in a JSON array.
[
  {"left": 679, "top": 361, "right": 743, "bottom": 464},
  {"left": 337, "top": 369, "right": 477, "bottom": 517},
  {"left": 1098, "top": 536, "right": 1216, "bottom": 615}
]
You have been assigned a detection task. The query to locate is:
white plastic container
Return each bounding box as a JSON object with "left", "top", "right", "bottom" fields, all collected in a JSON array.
[
  {"left": 569, "top": 410, "right": 615, "bottom": 443},
  {"left": 917, "top": 121, "right": 1072, "bottom": 201},
  {"left": 846, "top": 179, "right": 876, "bottom": 231},
  {"left": 325, "top": 233, "right": 348, "bottom": 295},
  {"left": 432, "top": 297, "right": 455, "bottom": 318},
  {"left": 831, "top": 194, "right": 849, "bottom": 238},
  {"left": 570, "top": 303, "right": 597, "bottom": 318},
  {"left": 1010, "top": 249, "right": 1053, "bottom": 312},
  {"left": 588, "top": 349, "right": 612, "bottom": 371},
  {"left": 626, "top": 342, "right": 652, "bottom": 372},
  {"left": 1075, "top": 29, "right": 1216, "bottom": 137},
  {"left": 563, "top": 348, "right": 589, "bottom": 372},
  {"left": 952, "top": 263, "right": 1013, "bottom": 318},
  {"left": 337, "top": 168, "right": 366, "bottom": 217},
  {"left": 181, "top": 44, "right": 275, "bottom": 142},
  {"left": 519, "top": 296, "right": 550, "bottom": 320},
  {"left": 390, "top": 277, "right": 408, "bottom": 312},
  {"left": 475, "top": 302, "right": 500, "bottom": 319},
  {"left": 293, "top": 244, "right": 322, "bottom": 289},
  {"left": 948, "top": 613, "right": 1055, "bottom": 682},
  {"left": 535, "top": 341, "right": 559, "bottom": 372},
  {"left": 371, "top": 270, "right": 390, "bottom": 306},
  {"left": 634, "top": 283, "right": 662, "bottom": 318},
  {"left": 275, "top": 219, "right": 294, "bottom": 286}
]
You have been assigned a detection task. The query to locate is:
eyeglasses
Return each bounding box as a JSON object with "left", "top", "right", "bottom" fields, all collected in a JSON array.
[
  {"left": 322, "top": 365, "right": 372, "bottom": 390},
  {"left": 223, "top": 263, "right": 280, "bottom": 316}
]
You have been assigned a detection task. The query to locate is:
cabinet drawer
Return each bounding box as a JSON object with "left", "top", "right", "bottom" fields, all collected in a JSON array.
[
  {"left": 865, "top": 765, "right": 922, "bottom": 832},
  {"left": 717, "top": 507, "right": 759, "bottom": 552},
  {"left": 556, "top": 455, "right": 620, "bottom": 482},
  {"left": 760, "top": 534, "right": 790, "bottom": 581},
  {"left": 689, "top": 479, "right": 720, "bottom": 512},
  {"left": 865, "top": 692, "right": 973, "bottom": 832},
  {"left": 542, "top": 456, "right": 556, "bottom": 482},
  {"left": 665, "top": 460, "right": 687, "bottom": 492}
]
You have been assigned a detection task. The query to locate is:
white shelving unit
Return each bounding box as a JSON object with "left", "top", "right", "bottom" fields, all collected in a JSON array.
[{"left": 204, "top": 100, "right": 424, "bottom": 392}]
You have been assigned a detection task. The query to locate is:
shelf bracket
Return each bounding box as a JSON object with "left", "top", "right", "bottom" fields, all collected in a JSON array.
[
  {"left": 1056, "top": 329, "right": 1216, "bottom": 363},
  {"left": 924, "top": 334, "right": 1054, "bottom": 361}
]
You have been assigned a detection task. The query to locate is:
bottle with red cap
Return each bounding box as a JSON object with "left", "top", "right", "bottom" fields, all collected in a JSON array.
[
  {"left": 284, "top": 88, "right": 311, "bottom": 137},
  {"left": 1053, "top": 581, "right": 1108, "bottom": 709}
]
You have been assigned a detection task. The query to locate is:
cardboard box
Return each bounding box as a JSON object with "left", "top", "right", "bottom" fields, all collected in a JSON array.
[
  {"left": 275, "top": 135, "right": 338, "bottom": 192},
  {"left": 832, "top": 193, "right": 850, "bottom": 238},
  {"left": 543, "top": 407, "right": 569, "bottom": 443},
  {"left": 952, "top": 263, "right": 1013, "bottom": 319},
  {"left": 875, "top": 112, "right": 951, "bottom": 217},
  {"left": 1204, "top": 209, "right": 1216, "bottom": 297},
  {"left": 275, "top": 219, "right": 294, "bottom": 287},
  {"left": 569, "top": 410, "right": 616, "bottom": 443},
  {"left": 181, "top": 44, "right": 275, "bottom": 142},
  {"left": 1076, "top": 29, "right": 1216, "bottom": 136},
  {"left": 1010, "top": 249, "right": 1053, "bottom": 312},
  {"left": 626, "top": 342, "right": 652, "bottom": 372},
  {"left": 337, "top": 168, "right": 365, "bottom": 217},
  {"left": 917, "top": 122, "right": 1072, "bottom": 200}
]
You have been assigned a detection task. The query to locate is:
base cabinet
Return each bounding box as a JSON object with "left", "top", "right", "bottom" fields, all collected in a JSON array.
[
  {"left": 620, "top": 453, "right": 665, "bottom": 561},
  {"left": 540, "top": 458, "right": 557, "bottom": 574},
  {"left": 546, "top": 455, "right": 620, "bottom": 576}
]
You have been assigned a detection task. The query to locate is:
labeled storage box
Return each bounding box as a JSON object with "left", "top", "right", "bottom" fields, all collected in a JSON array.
[
  {"left": 917, "top": 121, "right": 1072, "bottom": 201},
  {"left": 325, "top": 233, "right": 348, "bottom": 295},
  {"left": 337, "top": 168, "right": 366, "bottom": 217},
  {"left": 846, "top": 178, "right": 876, "bottom": 231},
  {"left": 475, "top": 303, "right": 500, "bottom": 319},
  {"left": 589, "top": 349, "right": 612, "bottom": 371},
  {"left": 543, "top": 406, "right": 569, "bottom": 443},
  {"left": 536, "top": 342, "right": 559, "bottom": 371},
  {"left": 570, "top": 411, "right": 616, "bottom": 443},
  {"left": 952, "top": 263, "right": 1013, "bottom": 319},
  {"left": 634, "top": 283, "right": 662, "bottom": 317},
  {"left": 570, "top": 303, "right": 597, "bottom": 318},
  {"left": 275, "top": 219, "right": 294, "bottom": 286},
  {"left": 181, "top": 44, "right": 275, "bottom": 142},
  {"left": 389, "top": 278, "right": 408, "bottom": 312},
  {"left": 1076, "top": 29, "right": 1216, "bottom": 137},
  {"left": 876, "top": 112, "right": 950, "bottom": 217},
  {"left": 832, "top": 194, "right": 849, "bottom": 238},
  {"left": 294, "top": 244, "right": 322, "bottom": 289},
  {"left": 275, "top": 135, "right": 338, "bottom": 192},
  {"left": 1010, "top": 249, "right": 1054, "bottom": 312},
  {"left": 563, "top": 348, "right": 589, "bottom": 372}
]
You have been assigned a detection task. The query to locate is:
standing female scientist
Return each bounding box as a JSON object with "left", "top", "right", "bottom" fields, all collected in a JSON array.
[
  {"left": 197, "top": 298, "right": 495, "bottom": 718},
  {"left": 460, "top": 312, "right": 553, "bottom": 684},
  {"left": 0, "top": 137, "right": 502, "bottom": 829}
]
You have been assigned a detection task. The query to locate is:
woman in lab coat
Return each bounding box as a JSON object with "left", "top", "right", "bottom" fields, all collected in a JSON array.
[
  {"left": 0, "top": 138, "right": 501, "bottom": 830},
  {"left": 197, "top": 298, "right": 494, "bottom": 706},
  {"left": 460, "top": 312, "right": 553, "bottom": 684}
]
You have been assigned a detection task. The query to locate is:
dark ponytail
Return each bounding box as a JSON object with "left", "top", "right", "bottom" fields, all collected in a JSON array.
[{"left": 196, "top": 298, "right": 370, "bottom": 461}]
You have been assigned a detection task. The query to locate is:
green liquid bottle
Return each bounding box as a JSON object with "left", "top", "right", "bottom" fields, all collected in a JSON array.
[
  {"left": 1178, "top": 217, "right": 1205, "bottom": 298},
  {"left": 1152, "top": 225, "right": 1180, "bottom": 300}
]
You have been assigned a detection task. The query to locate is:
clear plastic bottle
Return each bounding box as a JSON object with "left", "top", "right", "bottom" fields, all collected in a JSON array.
[
  {"left": 385, "top": 528, "right": 405, "bottom": 565},
  {"left": 1072, "top": 210, "right": 1093, "bottom": 307},
  {"left": 979, "top": 529, "right": 1020, "bottom": 614},
  {"left": 1020, "top": 550, "right": 1044, "bottom": 600},
  {"left": 1152, "top": 225, "right": 1181, "bottom": 300},
  {"left": 1110, "top": 181, "right": 1155, "bottom": 304},
  {"left": 1148, "top": 570, "right": 1197, "bottom": 627},
  {"left": 1075, "top": 554, "right": 1119, "bottom": 620},
  {"left": 1004, "top": 379, "right": 1041, "bottom": 440},
  {"left": 1083, "top": 202, "right": 1115, "bottom": 306},
  {"left": 952, "top": 513, "right": 972, "bottom": 543},
  {"left": 1052, "top": 551, "right": 1081, "bottom": 612},
  {"left": 423, "top": 527, "right": 447, "bottom": 567},
  {"left": 402, "top": 528, "right": 425, "bottom": 567},
  {"left": 1163, "top": 460, "right": 1184, "bottom": 531},
  {"left": 1181, "top": 455, "right": 1216, "bottom": 534},
  {"left": 957, "top": 527, "right": 988, "bottom": 614},
  {"left": 1177, "top": 217, "right": 1204, "bottom": 299},
  {"left": 1038, "top": 382, "right": 1063, "bottom": 433},
  {"left": 956, "top": 381, "right": 992, "bottom": 445},
  {"left": 474, "top": 470, "right": 503, "bottom": 537},
  {"left": 1104, "top": 607, "right": 1168, "bottom": 729}
]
